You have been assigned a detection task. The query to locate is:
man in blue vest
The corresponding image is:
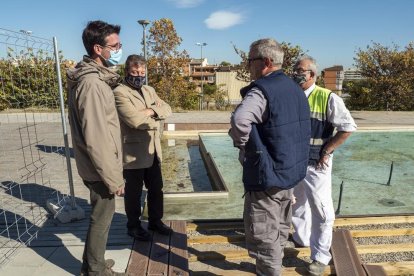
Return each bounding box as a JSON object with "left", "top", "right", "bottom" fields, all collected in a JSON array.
[
  {"left": 229, "top": 38, "right": 311, "bottom": 276},
  {"left": 292, "top": 56, "right": 357, "bottom": 276}
]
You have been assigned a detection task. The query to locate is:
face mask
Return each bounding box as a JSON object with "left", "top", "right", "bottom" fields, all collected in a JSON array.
[
  {"left": 105, "top": 48, "right": 123, "bottom": 66},
  {"left": 126, "top": 75, "right": 146, "bottom": 89},
  {"left": 293, "top": 74, "right": 307, "bottom": 85}
]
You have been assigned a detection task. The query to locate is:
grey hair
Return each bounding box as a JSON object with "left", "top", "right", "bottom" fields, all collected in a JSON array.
[
  {"left": 296, "top": 55, "right": 318, "bottom": 77},
  {"left": 250, "top": 38, "right": 284, "bottom": 66}
]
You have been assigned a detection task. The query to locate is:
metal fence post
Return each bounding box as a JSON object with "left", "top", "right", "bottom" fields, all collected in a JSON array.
[{"left": 51, "top": 37, "right": 84, "bottom": 223}]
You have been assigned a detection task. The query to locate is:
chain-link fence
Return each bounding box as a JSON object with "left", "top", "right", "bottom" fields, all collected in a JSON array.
[{"left": 0, "top": 28, "right": 75, "bottom": 266}]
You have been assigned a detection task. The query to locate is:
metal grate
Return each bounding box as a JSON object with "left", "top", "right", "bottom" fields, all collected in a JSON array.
[{"left": 0, "top": 27, "right": 70, "bottom": 266}]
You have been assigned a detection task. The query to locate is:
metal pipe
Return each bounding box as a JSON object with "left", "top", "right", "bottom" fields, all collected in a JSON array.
[
  {"left": 53, "top": 37, "right": 76, "bottom": 209},
  {"left": 138, "top": 20, "right": 150, "bottom": 85},
  {"left": 387, "top": 161, "right": 394, "bottom": 186},
  {"left": 335, "top": 181, "right": 344, "bottom": 216}
]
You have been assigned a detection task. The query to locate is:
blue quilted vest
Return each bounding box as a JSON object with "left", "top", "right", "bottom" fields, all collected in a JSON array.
[{"left": 241, "top": 70, "right": 311, "bottom": 191}]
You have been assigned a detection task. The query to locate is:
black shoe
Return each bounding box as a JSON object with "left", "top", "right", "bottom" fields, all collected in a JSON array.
[
  {"left": 127, "top": 226, "right": 152, "bottom": 241},
  {"left": 80, "top": 259, "right": 115, "bottom": 275},
  {"left": 148, "top": 221, "right": 173, "bottom": 235}
]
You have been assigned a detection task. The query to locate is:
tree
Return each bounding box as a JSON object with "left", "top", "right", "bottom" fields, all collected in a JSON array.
[
  {"left": 202, "top": 83, "right": 228, "bottom": 110},
  {"left": 0, "top": 47, "right": 69, "bottom": 111},
  {"left": 147, "top": 18, "right": 199, "bottom": 110},
  {"left": 232, "top": 41, "right": 307, "bottom": 82},
  {"left": 220, "top": 61, "right": 231, "bottom": 66},
  {"left": 342, "top": 79, "right": 373, "bottom": 110},
  {"left": 352, "top": 42, "right": 414, "bottom": 110}
]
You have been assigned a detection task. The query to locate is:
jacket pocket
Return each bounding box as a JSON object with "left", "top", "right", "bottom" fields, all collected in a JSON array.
[{"left": 109, "top": 132, "right": 119, "bottom": 158}]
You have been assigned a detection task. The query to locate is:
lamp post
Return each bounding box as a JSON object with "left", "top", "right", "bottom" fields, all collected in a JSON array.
[
  {"left": 196, "top": 42, "right": 207, "bottom": 110},
  {"left": 19, "top": 30, "right": 32, "bottom": 35},
  {"left": 138, "top": 19, "right": 150, "bottom": 85}
]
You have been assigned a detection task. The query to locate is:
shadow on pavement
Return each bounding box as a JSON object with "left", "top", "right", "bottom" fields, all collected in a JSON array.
[{"left": 0, "top": 181, "right": 130, "bottom": 275}]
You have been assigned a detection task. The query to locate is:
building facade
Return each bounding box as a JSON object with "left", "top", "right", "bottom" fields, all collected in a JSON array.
[{"left": 322, "top": 65, "right": 344, "bottom": 94}]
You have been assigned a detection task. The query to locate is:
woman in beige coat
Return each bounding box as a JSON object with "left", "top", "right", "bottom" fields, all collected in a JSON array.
[{"left": 114, "top": 55, "right": 172, "bottom": 240}]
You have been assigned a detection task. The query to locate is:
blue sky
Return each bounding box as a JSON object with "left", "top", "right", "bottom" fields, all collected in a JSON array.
[{"left": 2, "top": 0, "right": 414, "bottom": 70}]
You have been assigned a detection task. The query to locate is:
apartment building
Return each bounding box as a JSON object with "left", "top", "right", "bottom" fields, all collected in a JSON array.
[{"left": 322, "top": 65, "right": 344, "bottom": 94}]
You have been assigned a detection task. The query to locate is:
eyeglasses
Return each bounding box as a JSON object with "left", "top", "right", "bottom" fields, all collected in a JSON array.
[
  {"left": 247, "top": 57, "right": 263, "bottom": 65},
  {"left": 100, "top": 42, "right": 122, "bottom": 53},
  {"left": 294, "top": 69, "right": 312, "bottom": 74}
]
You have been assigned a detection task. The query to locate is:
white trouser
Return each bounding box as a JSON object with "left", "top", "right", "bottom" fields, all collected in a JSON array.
[{"left": 292, "top": 156, "right": 335, "bottom": 265}]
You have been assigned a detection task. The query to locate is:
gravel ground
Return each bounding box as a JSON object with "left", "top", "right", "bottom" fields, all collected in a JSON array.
[
  {"left": 355, "top": 235, "right": 414, "bottom": 245},
  {"left": 361, "top": 252, "right": 414, "bottom": 263},
  {"left": 188, "top": 221, "right": 414, "bottom": 274}
]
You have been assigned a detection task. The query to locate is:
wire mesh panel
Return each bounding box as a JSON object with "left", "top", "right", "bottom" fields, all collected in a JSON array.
[{"left": 0, "top": 28, "right": 72, "bottom": 265}]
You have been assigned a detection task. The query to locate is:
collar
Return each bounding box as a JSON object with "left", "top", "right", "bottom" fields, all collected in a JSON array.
[{"left": 304, "top": 83, "right": 316, "bottom": 97}]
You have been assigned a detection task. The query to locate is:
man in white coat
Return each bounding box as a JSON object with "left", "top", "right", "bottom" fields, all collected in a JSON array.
[{"left": 292, "top": 55, "right": 357, "bottom": 276}]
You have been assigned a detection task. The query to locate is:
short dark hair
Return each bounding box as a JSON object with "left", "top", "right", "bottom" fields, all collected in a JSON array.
[
  {"left": 82, "top": 20, "right": 121, "bottom": 57},
  {"left": 125, "top": 55, "right": 146, "bottom": 73}
]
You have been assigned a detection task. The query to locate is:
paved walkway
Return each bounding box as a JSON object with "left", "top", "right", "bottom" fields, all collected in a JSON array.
[
  {"left": 0, "top": 110, "right": 413, "bottom": 276},
  {"left": 165, "top": 110, "right": 414, "bottom": 127}
]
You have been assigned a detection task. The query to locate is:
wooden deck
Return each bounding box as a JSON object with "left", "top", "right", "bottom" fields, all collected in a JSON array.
[
  {"left": 187, "top": 216, "right": 414, "bottom": 275},
  {"left": 126, "top": 220, "right": 189, "bottom": 276}
]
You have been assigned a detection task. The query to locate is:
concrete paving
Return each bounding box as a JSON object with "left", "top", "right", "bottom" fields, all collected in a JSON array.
[{"left": 0, "top": 110, "right": 413, "bottom": 276}]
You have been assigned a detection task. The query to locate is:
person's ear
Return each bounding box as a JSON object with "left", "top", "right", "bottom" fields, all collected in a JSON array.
[
  {"left": 93, "top": 44, "right": 103, "bottom": 56},
  {"left": 264, "top": 57, "right": 272, "bottom": 67},
  {"left": 310, "top": 71, "right": 316, "bottom": 79}
]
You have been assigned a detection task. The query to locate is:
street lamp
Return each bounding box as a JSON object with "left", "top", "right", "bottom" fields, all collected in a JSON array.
[
  {"left": 138, "top": 19, "right": 150, "bottom": 85},
  {"left": 19, "top": 30, "right": 32, "bottom": 35},
  {"left": 196, "top": 42, "right": 207, "bottom": 110}
]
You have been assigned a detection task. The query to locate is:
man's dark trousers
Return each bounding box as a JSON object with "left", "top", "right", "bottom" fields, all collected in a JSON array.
[
  {"left": 123, "top": 158, "right": 163, "bottom": 229},
  {"left": 82, "top": 180, "right": 115, "bottom": 274}
]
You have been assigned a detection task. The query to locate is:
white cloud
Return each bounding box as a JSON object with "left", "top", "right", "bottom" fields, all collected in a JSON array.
[
  {"left": 204, "top": 11, "right": 244, "bottom": 30},
  {"left": 168, "top": 0, "right": 204, "bottom": 8}
]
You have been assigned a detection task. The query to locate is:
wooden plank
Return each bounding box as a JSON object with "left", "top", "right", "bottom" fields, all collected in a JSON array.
[
  {"left": 147, "top": 221, "right": 171, "bottom": 276},
  {"left": 373, "top": 261, "right": 414, "bottom": 276},
  {"left": 187, "top": 221, "right": 243, "bottom": 231},
  {"left": 357, "top": 243, "right": 414, "bottom": 254},
  {"left": 334, "top": 215, "right": 414, "bottom": 227},
  {"left": 189, "top": 247, "right": 311, "bottom": 262},
  {"left": 190, "top": 269, "right": 255, "bottom": 276},
  {"left": 187, "top": 216, "right": 414, "bottom": 231},
  {"left": 188, "top": 242, "right": 414, "bottom": 262},
  {"left": 188, "top": 234, "right": 244, "bottom": 245},
  {"left": 188, "top": 228, "right": 414, "bottom": 245},
  {"left": 282, "top": 265, "right": 334, "bottom": 276},
  {"left": 126, "top": 222, "right": 153, "bottom": 276},
  {"left": 168, "top": 220, "right": 189, "bottom": 276},
  {"left": 331, "top": 229, "right": 366, "bottom": 276},
  {"left": 350, "top": 228, "right": 414, "bottom": 237}
]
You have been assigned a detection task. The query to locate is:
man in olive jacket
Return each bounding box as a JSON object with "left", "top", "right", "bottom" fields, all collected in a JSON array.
[
  {"left": 114, "top": 55, "right": 172, "bottom": 241},
  {"left": 67, "top": 20, "right": 125, "bottom": 276}
]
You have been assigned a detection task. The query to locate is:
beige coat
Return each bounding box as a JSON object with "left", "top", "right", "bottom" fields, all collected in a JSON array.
[
  {"left": 114, "top": 82, "right": 172, "bottom": 169},
  {"left": 67, "top": 56, "right": 124, "bottom": 193}
]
